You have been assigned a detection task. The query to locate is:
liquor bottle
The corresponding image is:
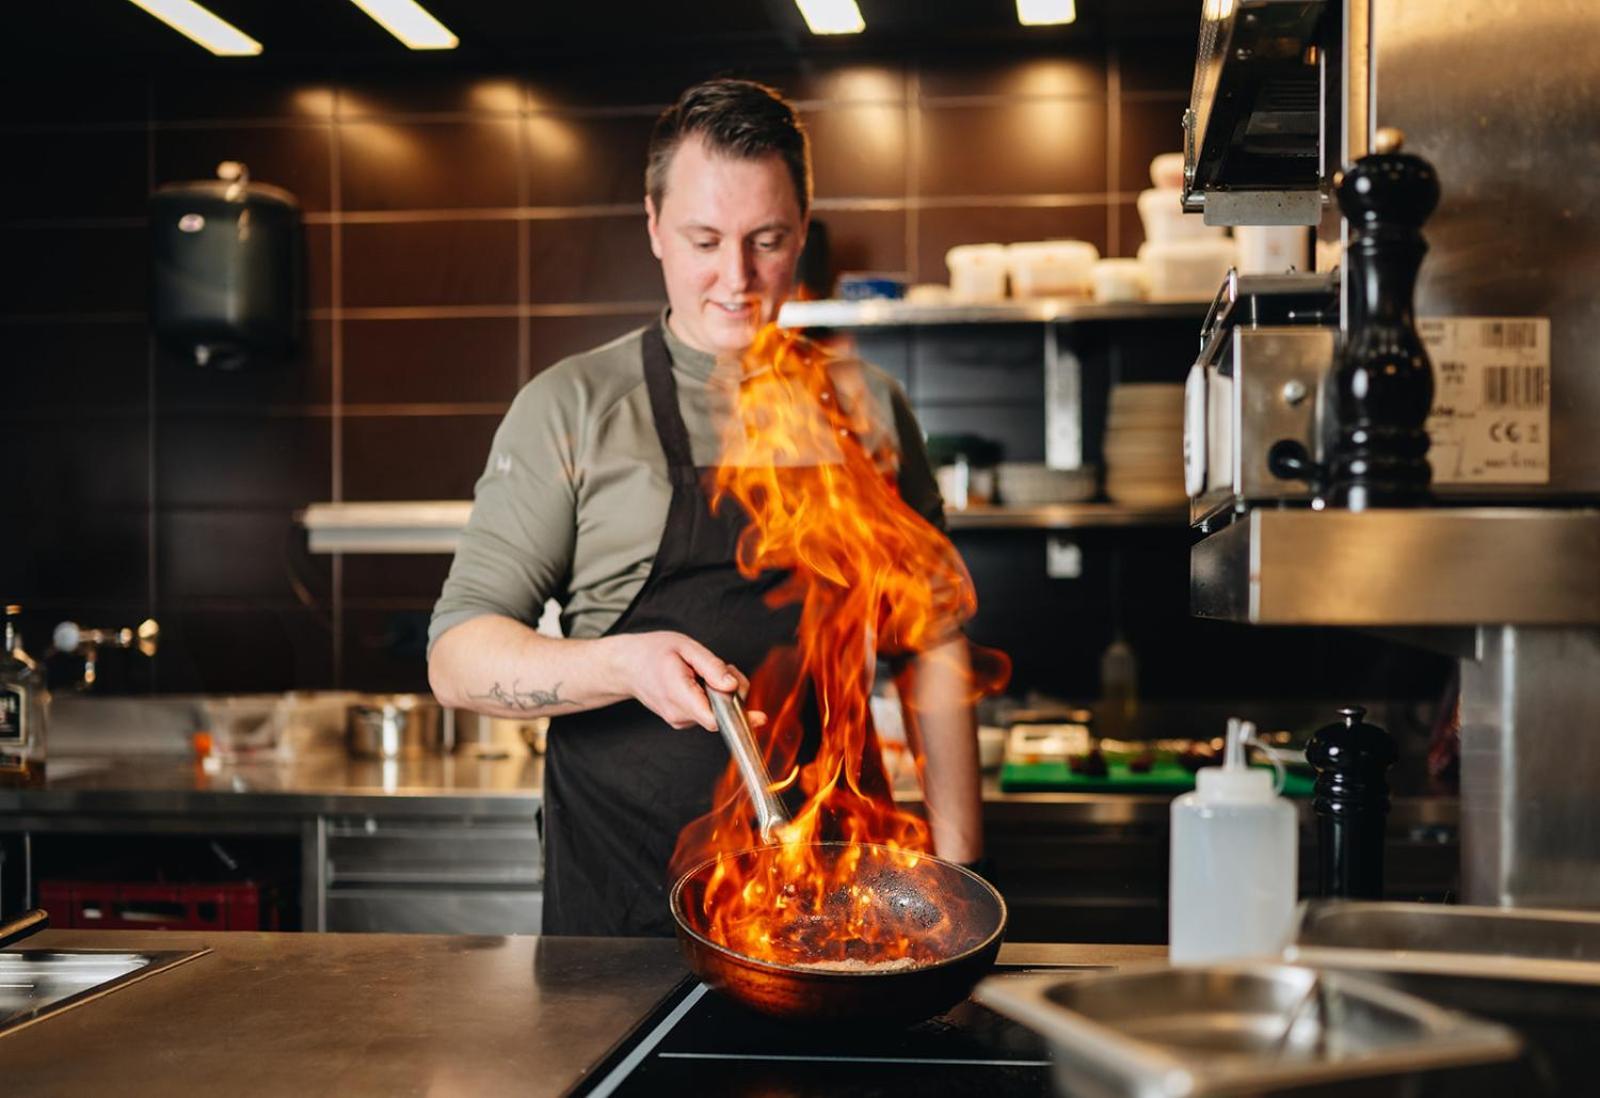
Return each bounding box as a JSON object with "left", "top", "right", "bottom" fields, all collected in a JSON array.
[{"left": 0, "top": 605, "right": 48, "bottom": 788}]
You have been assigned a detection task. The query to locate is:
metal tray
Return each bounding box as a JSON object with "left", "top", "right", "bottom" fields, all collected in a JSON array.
[
  {"left": 1, "top": 949, "right": 210, "bottom": 1037},
  {"left": 975, "top": 961, "right": 1520, "bottom": 1098},
  {"left": 1287, "top": 900, "right": 1600, "bottom": 985}
]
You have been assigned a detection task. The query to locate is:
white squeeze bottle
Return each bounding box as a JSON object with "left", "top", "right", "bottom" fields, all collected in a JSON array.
[{"left": 1168, "top": 718, "right": 1297, "bottom": 964}]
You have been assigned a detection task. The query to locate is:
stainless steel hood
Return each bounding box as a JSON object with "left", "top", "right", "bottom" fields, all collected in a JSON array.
[{"left": 1183, "top": 0, "right": 1330, "bottom": 225}]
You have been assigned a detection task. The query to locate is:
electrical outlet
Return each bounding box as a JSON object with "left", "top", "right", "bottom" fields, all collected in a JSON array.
[{"left": 1046, "top": 537, "right": 1082, "bottom": 578}]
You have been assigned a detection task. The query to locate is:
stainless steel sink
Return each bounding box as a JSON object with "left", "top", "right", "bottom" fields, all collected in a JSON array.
[
  {"left": 0, "top": 950, "right": 210, "bottom": 1036},
  {"left": 976, "top": 961, "right": 1522, "bottom": 1097}
]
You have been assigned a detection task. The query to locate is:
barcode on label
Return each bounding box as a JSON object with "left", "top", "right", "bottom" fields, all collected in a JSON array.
[
  {"left": 1478, "top": 320, "right": 1539, "bottom": 350},
  {"left": 1483, "top": 365, "right": 1548, "bottom": 409}
]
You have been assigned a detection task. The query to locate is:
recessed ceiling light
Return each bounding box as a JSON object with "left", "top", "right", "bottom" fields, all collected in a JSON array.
[
  {"left": 1017, "top": 0, "right": 1077, "bottom": 26},
  {"left": 348, "top": 0, "right": 459, "bottom": 50},
  {"left": 795, "top": 0, "right": 865, "bottom": 35},
  {"left": 126, "top": 0, "right": 262, "bottom": 56}
]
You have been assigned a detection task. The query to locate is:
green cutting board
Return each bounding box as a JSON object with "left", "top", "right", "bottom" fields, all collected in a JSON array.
[{"left": 1000, "top": 758, "right": 1315, "bottom": 797}]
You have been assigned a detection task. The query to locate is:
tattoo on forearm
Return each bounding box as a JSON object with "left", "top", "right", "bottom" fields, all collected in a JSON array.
[{"left": 468, "top": 680, "right": 573, "bottom": 711}]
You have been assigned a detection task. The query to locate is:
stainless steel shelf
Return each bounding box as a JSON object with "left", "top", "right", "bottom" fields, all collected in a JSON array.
[
  {"left": 947, "top": 503, "right": 1186, "bottom": 530},
  {"left": 299, "top": 500, "right": 1185, "bottom": 553},
  {"left": 1191, "top": 507, "right": 1600, "bottom": 625},
  {"left": 778, "top": 298, "right": 1210, "bottom": 329},
  {"left": 300, "top": 501, "right": 471, "bottom": 554}
]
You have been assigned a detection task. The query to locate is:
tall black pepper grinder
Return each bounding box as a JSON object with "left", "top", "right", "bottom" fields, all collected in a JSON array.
[
  {"left": 1306, "top": 706, "right": 1397, "bottom": 899},
  {"left": 1328, "top": 127, "right": 1441, "bottom": 510}
]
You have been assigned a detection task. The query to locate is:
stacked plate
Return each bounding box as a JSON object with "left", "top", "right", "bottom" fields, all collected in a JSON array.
[{"left": 1103, "top": 384, "right": 1186, "bottom": 505}]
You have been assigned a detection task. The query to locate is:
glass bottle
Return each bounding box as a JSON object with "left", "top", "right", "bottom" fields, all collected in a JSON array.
[{"left": 0, "top": 604, "right": 49, "bottom": 787}]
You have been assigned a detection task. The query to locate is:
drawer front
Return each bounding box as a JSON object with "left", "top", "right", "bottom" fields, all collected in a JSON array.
[
  {"left": 325, "top": 816, "right": 540, "bottom": 887},
  {"left": 325, "top": 887, "right": 542, "bottom": 934}
]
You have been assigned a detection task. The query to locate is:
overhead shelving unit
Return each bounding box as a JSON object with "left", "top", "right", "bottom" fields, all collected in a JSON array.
[
  {"left": 777, "top": 298, "right": 1210, "bottom": 329},
  {"left": 299, "top": 499, "right": 1185, "bottom": 554}
]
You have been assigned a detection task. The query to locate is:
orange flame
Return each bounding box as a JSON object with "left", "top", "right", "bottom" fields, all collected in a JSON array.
[{"left": 672, "top": 323, "right": 1010, "bottom": 966}]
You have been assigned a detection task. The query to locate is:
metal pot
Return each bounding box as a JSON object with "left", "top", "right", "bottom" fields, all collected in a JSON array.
[
  {"left": 345, "top": 695, "right": 450, "bottom": 759},
  {"left": 451, "top": 711, "right": 545, "bottom": 758}
]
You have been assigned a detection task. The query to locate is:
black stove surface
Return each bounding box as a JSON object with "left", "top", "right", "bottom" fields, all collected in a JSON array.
[{"left": 577, "top": 965, "right": 1103, "bottom": 1098}]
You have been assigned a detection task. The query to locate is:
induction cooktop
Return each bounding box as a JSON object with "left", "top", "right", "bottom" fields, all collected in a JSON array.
[{"left": 573, "top": 963, "right": 1106, "bottom": 1098}]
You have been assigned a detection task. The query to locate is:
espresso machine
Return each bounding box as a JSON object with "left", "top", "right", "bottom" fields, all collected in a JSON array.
[{"left": 1182, "top": 0, "right": 1600, "bottom": 910}]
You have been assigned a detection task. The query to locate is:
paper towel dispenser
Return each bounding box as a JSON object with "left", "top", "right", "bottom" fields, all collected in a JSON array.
[{"left": 151, "top": 161, "right": 302, "bottom": 369}]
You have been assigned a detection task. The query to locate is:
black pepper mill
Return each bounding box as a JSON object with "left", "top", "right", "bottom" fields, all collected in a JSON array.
[
  {"left": 1327, "top": 127, "right": 1441, "bottom": 510},
  {"left": 1306, "top": 706, "right": 1397, "bottom": 899}
]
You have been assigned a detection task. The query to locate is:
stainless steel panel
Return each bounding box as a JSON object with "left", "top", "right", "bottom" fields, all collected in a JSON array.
[
  {"left": 324, "top": 818, "right": 540, "bottom": 887},
  {"left": 1460, "top": 626, "right": 1600, "bottom": 907},
  {"left": 324, "top": 889, "right": 541, "bottom": 935},
  {"left": 1371, "top": 0, "right": 1600, "bottom": 497},
  {"left": 1290, "top": 900, "right": 1600, "bottom": 982},
  {"left": 1191, "top": 508, "right": 1600, "bottom": 625},
  {"left": 977, "top": 962, "right": 1521, "bottom": 1097},
  {"left": 1231, "top": 327, "right": 1328, "bottom": 499}
]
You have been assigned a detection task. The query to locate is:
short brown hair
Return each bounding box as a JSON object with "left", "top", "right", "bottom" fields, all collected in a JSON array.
[{"left": 646, "top": 79, "right": 813, "bottom": 216}]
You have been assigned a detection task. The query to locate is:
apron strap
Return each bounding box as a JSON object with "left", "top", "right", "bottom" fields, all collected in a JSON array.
[{"left": 641, "top": 321, "right": 698, "bottom": 478}]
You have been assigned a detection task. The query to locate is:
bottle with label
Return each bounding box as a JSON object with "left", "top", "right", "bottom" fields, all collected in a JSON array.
[
  {"left": 1168, "top": 718, "right": 1297, "bottom": 964},
  {"left": 0, "top": 605, "right": 49, "bottom": 788}
]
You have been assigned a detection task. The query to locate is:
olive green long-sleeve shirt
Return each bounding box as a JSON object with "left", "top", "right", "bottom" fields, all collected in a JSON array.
[{"left": 429, "top": 318, "right": 944, "bottom": 648}]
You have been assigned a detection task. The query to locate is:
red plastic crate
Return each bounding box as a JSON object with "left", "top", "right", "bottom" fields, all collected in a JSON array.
[{"left": 39, "top": 880, "right": 263, "bottom": 931}]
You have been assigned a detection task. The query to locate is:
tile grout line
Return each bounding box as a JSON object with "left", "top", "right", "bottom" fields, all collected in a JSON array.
[
  {"left": 145, "top": 77, "right": 160, "bottom": 637},
  {"left": 905, "top": 65, "right": 921, "bottom": 285},
  {"left": 330, "top": 86, "right": 345, "bottom": 689},
  {"left": 516, "top": 80, "right": 532, "bottom": 388},
  {"left": 1110, "top": 51, "right": 1124, "bottom": 253}
]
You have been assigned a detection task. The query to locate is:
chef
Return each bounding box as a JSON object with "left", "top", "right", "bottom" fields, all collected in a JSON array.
[{"left": 428, "top": 78, "right": 983, "bottom": 936}]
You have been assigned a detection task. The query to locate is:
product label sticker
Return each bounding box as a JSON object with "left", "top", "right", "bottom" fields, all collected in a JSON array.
[
  {"left": 1422, "top": 317, "right": 1551, "bottom": 485},
  {"left": 0, "top": 687, "right": 23, "bottom": 743}
]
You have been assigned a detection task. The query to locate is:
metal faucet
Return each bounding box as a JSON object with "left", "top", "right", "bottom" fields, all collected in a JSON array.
[{"left": 49, "top": 618, "right": 159, "bottom": 690}]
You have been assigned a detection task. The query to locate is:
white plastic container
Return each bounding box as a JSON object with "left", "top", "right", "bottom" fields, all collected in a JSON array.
[
  {"left": 1149, "top": 152, "right": 1186, "bottom": 190},
  {"left": 1005, "top": 240, "right": 1099, "bottom": 298},
  {"left": 945, "top": 243, "right": 1009, "bottom": 303},
  {"left": 1235, "top": 225, "right": 1311, "bottom": 275},
  {"left": 1169, "top": 719, "right": 1298, "bottom": 964},
  {"left": 1136, "top": 187, "right": 1226, "bottom": 245},
  {"left": 1138, "top": 237, "right": 1237, "bottom": 300},
  {"left": 1090, "top": 258, "right": 1148, "bottom": 303}
]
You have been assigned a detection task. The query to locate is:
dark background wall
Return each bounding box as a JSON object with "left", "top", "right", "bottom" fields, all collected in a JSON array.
[{"left": 0, "top": 30, "right": 1450, "bottom": 711}]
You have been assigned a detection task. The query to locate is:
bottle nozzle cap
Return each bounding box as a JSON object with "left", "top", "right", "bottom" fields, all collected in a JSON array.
[{"left": 1196, "top": 765, "right": 1276, "bottom": 801}]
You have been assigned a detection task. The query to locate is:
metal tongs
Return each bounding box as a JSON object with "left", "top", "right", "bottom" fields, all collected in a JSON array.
[{"left": 705, "top": 688, "right": 791, "bottom": 843}]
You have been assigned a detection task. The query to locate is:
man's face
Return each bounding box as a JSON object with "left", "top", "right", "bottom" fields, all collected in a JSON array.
[{"left": 646, "top": 134, "right": 807, "bottom": 358}]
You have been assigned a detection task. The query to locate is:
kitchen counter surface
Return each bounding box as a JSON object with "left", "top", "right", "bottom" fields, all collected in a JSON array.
[
  {"left": 0, "top": 930, "right": 1165, "bottom": 1097},
  {"left": 0, "top": 753, "right": 1457, "bottom": 829}
]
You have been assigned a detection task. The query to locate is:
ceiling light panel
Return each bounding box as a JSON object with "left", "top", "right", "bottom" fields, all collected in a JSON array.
[
  {"left": 795, "top": 0, "right": 865, "bottom": 35},
  {"left": 1017, "top": 0, "right": 1077, "bottom": 26},
  {"left": 126, "top": 0, "right": 262, "bottom": 56},
  {"left": 348, "top": 0, "right": 459, "bottom": 50}
]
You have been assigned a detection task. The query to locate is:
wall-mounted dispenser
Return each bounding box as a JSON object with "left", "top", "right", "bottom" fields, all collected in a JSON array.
[{"left": 151, "top": 161, "right": 302, "bottom": 369}]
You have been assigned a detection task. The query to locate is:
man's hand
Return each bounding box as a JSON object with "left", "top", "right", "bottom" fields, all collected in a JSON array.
[{"left": 605, "top": 631, "right": 753, "bottom": 732}]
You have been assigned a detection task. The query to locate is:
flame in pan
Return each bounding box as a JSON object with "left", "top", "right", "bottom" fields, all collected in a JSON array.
[{"left": 672, "top": 323, "right": 1009, "bottom": 965}]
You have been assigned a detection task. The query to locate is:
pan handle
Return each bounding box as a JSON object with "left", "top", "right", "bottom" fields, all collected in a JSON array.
[{"left": 706, "top": 688, "right": 790, "bottom": 842}]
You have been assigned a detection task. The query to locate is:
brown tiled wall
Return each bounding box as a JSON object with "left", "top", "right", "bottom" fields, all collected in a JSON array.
[{"left": 2, "top": 44, "right": 1197, "bottom": 692}]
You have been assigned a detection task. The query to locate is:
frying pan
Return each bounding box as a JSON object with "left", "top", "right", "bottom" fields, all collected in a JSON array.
[{"left": 668, "top": 689, "right": 1006, "bottom": 1024}]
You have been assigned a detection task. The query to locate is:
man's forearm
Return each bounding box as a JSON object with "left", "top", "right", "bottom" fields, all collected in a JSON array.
[
  {"left": 899, "top": 637, "right": 983, "bottom": 864},
  {"left": 428, "top": 614, "right": 629, "bottom": 718}
]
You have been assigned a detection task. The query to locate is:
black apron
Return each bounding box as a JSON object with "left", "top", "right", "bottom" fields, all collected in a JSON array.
[{"left": 540, "top": 321, "right": 803, "bottom": 937}]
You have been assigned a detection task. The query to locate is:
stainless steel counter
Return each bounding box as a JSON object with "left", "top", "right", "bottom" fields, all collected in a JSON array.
[
  {"left": 0, "top": 753, "right": 1459, "bottom": 828},
  {"left": 0, "top": 752, "right": 542, "bottom": 820},
  {"left": 0, "top": 930, "right": 1164, "bottom": 1097}
]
